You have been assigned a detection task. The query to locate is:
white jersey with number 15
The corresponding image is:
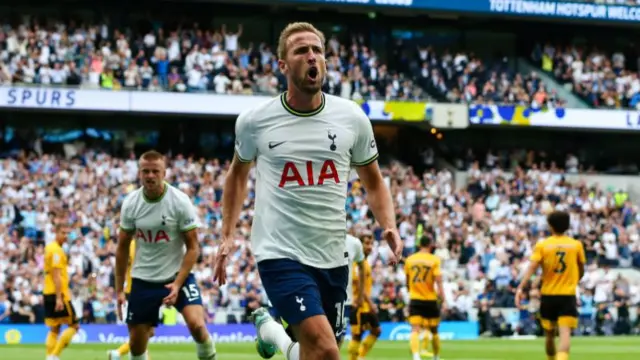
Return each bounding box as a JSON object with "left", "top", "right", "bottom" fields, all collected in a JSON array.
[{"left": 235, "top": 92, "right": 378, "bottom": 269}]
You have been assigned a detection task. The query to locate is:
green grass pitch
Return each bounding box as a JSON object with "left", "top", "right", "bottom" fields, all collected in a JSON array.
[{"left": 2, "top": 337, "right": 639, "bottom": 359}]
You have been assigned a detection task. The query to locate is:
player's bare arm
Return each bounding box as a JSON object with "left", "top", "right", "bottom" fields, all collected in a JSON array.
[
  {"left": 515, "top": 259, "right": 539, "bottom": 307},
  {"left": 436, "top": 273, "right": 446, "bottom": 310},
  {"left": 164, "top": 228, "right": 200, "bottom": 305},
  {"left": 355, "top": 260, "right": 366, "bottom": 308},
  {"left": 115, "top": 228, "right": 134, "bottom": 295},
  {"left": 51, "top": 267, "right": 64, "bottom": 311},
  {"left": 355, "top": 161, "right": 402, "bottom": 262},
  {"left": 215, "top": 154, "right": 252, "bottom": 285}
]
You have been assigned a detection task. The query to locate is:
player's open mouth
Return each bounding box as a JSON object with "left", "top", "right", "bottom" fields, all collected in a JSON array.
[{"left": 307, "top": 67, "right": 318, "bottom": 81}]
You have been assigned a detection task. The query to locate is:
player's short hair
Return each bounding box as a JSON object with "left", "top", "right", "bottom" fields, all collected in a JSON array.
[
  {"left": 418, "top": 235, "right": 433, "bottom": 248},
  {"left": 277, "top": 22, "right": 326, "bottom": 60},
  {"left": 139, "top": 150, "right": 165, "bottom": 162},
  {"left": 359, "top": 232, "right": 373, "bottom": 243},
  {"left": 547, "top": 211, "right": 570, "bottom": 234}
]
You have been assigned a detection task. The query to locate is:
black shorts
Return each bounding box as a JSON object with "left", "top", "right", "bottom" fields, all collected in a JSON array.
[
  {"left": 539, "top": 295, "right": 578, "bottom": 322},
  {"left": 43, "top": 294, "right": 78, "bottom": 326},
  {"left": 349, "top": 308, "right": 380, "bottom": 334},
  {"left": 409, "top": 300, "right": 440, "bottom": 319}
]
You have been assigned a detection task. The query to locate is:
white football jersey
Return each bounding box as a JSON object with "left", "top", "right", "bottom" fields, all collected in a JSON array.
[
  {"left": 120, "top": 183, "right": 200, "bottom": 282},
  {"left": 235, "top": 92, "right": 378, "bottom": 269},
  {"left": 345, "top": 234, "right": 365, "bottom": 305}
]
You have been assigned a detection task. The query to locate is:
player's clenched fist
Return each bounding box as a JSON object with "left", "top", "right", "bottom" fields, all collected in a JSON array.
[
  {"left": 383, "top": 227, "right": 403, "bottom": 265},
  {"left": 213, "top": 240, "right": 233, "bottom": 285}
]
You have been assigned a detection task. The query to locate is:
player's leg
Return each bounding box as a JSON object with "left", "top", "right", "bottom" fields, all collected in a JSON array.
[
  {"left": 253, "top": 259, "right": 342, "bottom": 360},
  {"left": 347, "top": 310, "right": 362, "bottom": 360},
  {"left": 176, "top": 275, "right": 216, "bottom": 360},
  {"left": 420, "top": 328, "right": 433, "bottom": 356},
  {"left": 358, "top": 314, "right": 381, "bottom": 358},
  {"left": 408, "top": 318, "right": 423, "bottom": 360},
  {"left": 556, "top": 295, "right": 579, "bottom": 360},
  {"left": 45, "top": 324, "right": 60, "bottom": 358},
  {"left": 126, "top": 281, "right": 164, "bottom": 360},
  {"left": 43, "top": 295, "right": 61, "bottom": 358},
  {"left": 428, "top": 321, "right": 441, "bottom": 360},
  {"left": 539, "top": 296, "right": 559, "bottom": 360},
  {"left": 109, "top": 295, "right": 156, "bottom": 360},
  {"left": 50, "top": 300, "right": 80, "bottom": 359},
  {"left": 338, "top": 305, "right": 351, "bottom": 349}
]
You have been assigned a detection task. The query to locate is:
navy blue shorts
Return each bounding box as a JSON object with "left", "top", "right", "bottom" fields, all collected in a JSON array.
[
  {"left": 126, "top": 273, "right": 202, "bottom": 326},
  {"left": 258, "top": 258, "right": 349, "bottom": 341}
]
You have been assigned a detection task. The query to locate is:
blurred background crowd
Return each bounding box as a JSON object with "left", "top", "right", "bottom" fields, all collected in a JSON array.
[{"left": 1, "top": 0, "right": 640, "bottom": 339}]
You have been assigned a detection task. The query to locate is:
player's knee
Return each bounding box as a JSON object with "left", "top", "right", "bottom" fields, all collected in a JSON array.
[
  {"left": 188, "top": 321, "right": 209, "bottom": 342},
  {"left": 49, "top": 325, "right": 61, "bottom": 334},
  {"left": 314, "top": 341, "right": 340, "bottom": 359},
  {"left": 411, "top": 325, "right": 421, "bottom": 332},
  {"left": 429, "top": 326, "right": 438, "bottom": 335},
  {"left": 70, "top": 323, "right": 80, "bottom": 330},
  {"left": 371, "top": 327, "right": 381, "bottom": 337},
  {"left": 148, "top": 327, "right": 156, "bottom": 338},
  {"left": 351, "top": 333, "right": 362, "bottom": 342}
]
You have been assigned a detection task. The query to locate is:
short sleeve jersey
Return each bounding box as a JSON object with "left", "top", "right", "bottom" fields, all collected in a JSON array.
[
  {"left": 234, "top": 92, "right": 378, "bottom": 269},
  {"left": 120, "top": 183, "right": 201, "bottom": 282}
]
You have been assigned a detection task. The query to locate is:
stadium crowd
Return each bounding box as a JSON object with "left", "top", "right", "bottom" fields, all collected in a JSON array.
[
  {"left": 0, "top": 148, "right": 639, "bottom": 336},
  {"left": 0, "top": 18, "right": 555, "bottom": 105},
  {"left": 534, "top": 41, "right": 640, "bottom": 110}
]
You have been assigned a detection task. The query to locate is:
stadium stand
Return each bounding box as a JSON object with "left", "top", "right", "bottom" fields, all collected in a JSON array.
[{"left": 1, "top": 3, "right": 640, "bottom": 344}]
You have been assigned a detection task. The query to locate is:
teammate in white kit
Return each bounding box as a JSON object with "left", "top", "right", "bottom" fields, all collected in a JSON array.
[
  {"left": 213, "top": 22, "right": 402, "bottom": 360},
  {"left": 344, "top": 232, "right": 366, "bottom": 344},
  {"left": 115, "top": 151, "right": 217, "bottom": 360}
]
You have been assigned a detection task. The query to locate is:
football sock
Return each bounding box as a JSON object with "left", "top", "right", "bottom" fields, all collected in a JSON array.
[
  {"left": 348, "top": 340, "right": 360, "bottom": 360},
  {"left": 260, "top": 320, "right": 293, "bottom": 353},
  {"left": 410, "top": 331, "right": 420, "bottom": 354},
  {"left": 117, "top": 342, "right": 130, "bottom": 356},
  {"left": 432, "top": 334, "right": 441, "bottom": 356},
  {"left": 422, "top": 330, "right": 432, "bottom": 351},
  {"left": 557, "top": 352, "right": 568, "bottom": 360},
  {"left": 285, "top": 342, "right": 300, "bottom": 360},
  {"left": 52, "top": 327, "right": 77, "bottom": 356},
  {"left": 45, "top": 330, "right": 59, "bottom": 355},
  {"left": 131, "top": 352, "right": 148, "bottom": 360},
  {"left": 358, "top": 334, "right": 377, "bottom": 357},
  {"left": 196, "top": 335, "right": 217, "bottom": 360}
]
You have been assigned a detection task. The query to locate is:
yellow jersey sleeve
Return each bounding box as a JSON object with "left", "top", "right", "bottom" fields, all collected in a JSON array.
[
  {"left": 578, "top": 241, "right": 586, "bottom": 264},
  {"left": 531, "top": 241, "right": 544, "bottom": 263}
]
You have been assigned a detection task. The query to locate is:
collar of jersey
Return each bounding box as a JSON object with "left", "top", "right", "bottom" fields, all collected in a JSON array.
[
  {"left": 142, "top": 182, "right": 168, "bottom": 203},
  {"left": 280, "top": 91, "right": 325, "bottom": 117}
]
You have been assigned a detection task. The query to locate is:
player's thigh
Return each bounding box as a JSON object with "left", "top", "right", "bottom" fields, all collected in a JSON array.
[
  {"left": 258, "top": 259, "right": 339, "bottom": 356},
  {"left": 362, "top": 313, "right": 381, "bottom": 335},
  {"left": 257, "top": 259, "right": 326, "bottom": 326},
  {"left": 349, "top": 308, "right": 363, "bottom": 338},
  {"left": 316, "top": 264, "right": 349, "bottom": 341},
  {"left": 128, "top": 323, "right": 154, "bottom": 355},
  {"left": 126, "top": 279, "right": 165, "bottom": 327},
  {"left": 176, "top": 274, "right": 204, "bottom": 325},
  {"left": 43, "top": 295, "right": 75, "bottom": 327},
  {"left": 556, "top": 295, "right": 579, "bottom": 330},
  {"left": 409, "top": 300, "right": 440, "bottom": 330},
  {"left": 539, "top": 295, "right": 561, "bottom": 331}
]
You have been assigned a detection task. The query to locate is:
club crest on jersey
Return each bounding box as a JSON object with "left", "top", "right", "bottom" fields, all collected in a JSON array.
[
  {"left": 136, "top": 229, "right": 170, "bottom": 243},
  {"left": 327, "top": 130, "right": 337, "bottom": 151}
]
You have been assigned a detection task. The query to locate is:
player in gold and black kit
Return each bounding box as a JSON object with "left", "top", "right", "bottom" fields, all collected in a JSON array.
[
  {"left": 516, "top": 211, "right": 585, "bottom": 360},
  {"left": 43, "top": 224, "right": 80, "bottom": 360},
  {"left": 347, "top": 234, "right": 381, "bottom": 360},
  {"left": 404, "top": 235, "right": 445, "bottom": 360}
]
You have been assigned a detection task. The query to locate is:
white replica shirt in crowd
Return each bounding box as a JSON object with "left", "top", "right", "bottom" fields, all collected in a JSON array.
[
  {"left": 345, "top": 234, "right": 365, "bottom": 305},
  {"left": 235, "top": 92, "right": 378, "bottom": 269},
  {"left": 120, "top": 183, "right": 200, "bottom": 282}
]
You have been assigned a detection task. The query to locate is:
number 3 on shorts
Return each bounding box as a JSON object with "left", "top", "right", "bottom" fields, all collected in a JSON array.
[{"left": 182, "top": 283, "right": 200, "bottom": 302}]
